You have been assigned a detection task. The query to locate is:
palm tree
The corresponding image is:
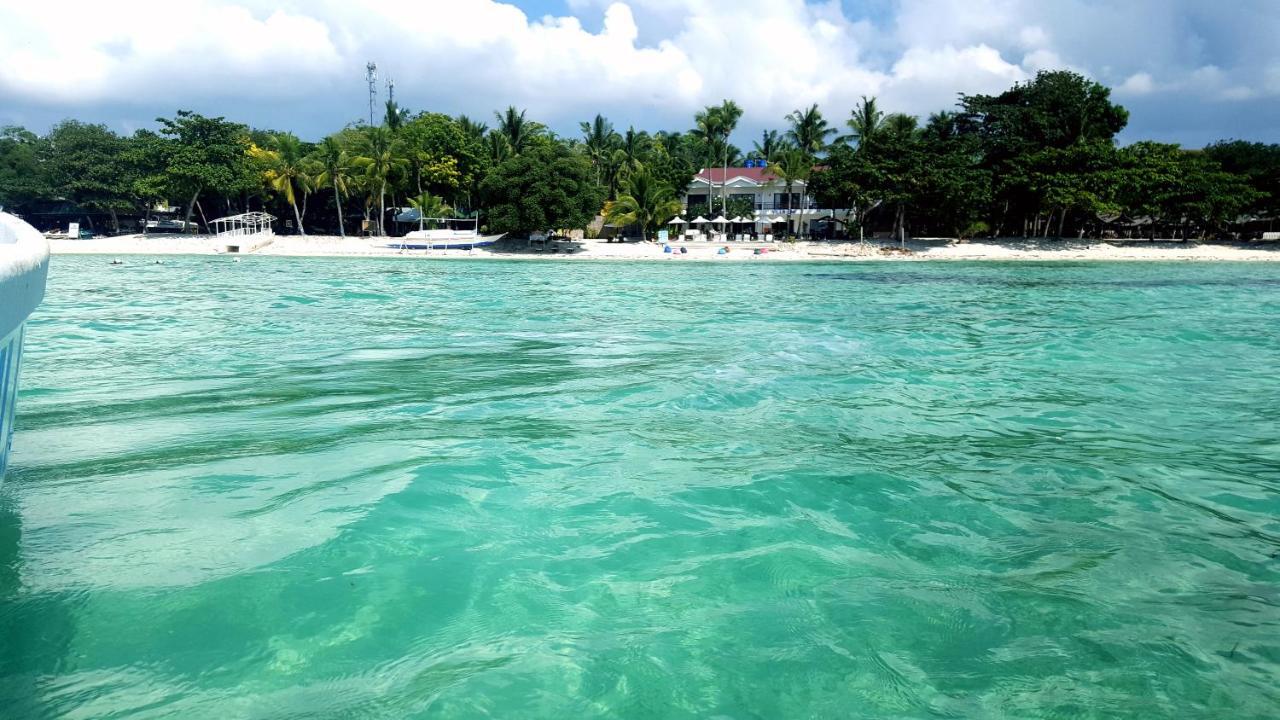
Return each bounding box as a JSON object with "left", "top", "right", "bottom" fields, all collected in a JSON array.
[
  {"left": 882, "top": 113, "right": 920, "bottom": 140},
  {"left": 786, "top": 104, "right": 835, "bottom": 156},
  {"left": 407, "top": 191, "right": 452, "bottom": 231},
  {"left": 752, "top": 130, "right": 786, "bottom": 163},
  {"left": 606, "top": 169, "right": 681, "bottom": 242},
  {"left": 249, "top": 133, "right": 309, "bottom": 235},
  {"left": 313, "top": 136, "right": 354, "bottom": 237},
  {"left": 384, "top": 100, "right": 408, "bottom": 133},
  {"left": 494, "top": 106, "right": 542, "bottom": 154},
  {"left": 580, "top": 114, "right": 617, "bottom": 187},
  {"left": 486, "top": 130, "right": 511, "bottom": 166},
  {"left": 352, "top": 125, "right": 405, "bottom": 236},
  {"left": 768, "top": 148, "right": 811, "bottom": 238},
  {"left": 691, "top": 108, "right": 723, "bottom": 212},
  {"left": 693, "top": 100, "right": 742, "bottom": 214},
  {"left": 843, "top": 96, "right": 885, "bottom": 150},
  {"left": 714, "top": 101, "right": 742, "bottom": 212},
  {"left": 456, "top": 115, "right": 488, "bottom": 143}
]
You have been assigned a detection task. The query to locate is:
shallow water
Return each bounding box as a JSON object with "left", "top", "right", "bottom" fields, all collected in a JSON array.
[{"left": 2, "top": 257, "right": 1279, "bottom": 719}]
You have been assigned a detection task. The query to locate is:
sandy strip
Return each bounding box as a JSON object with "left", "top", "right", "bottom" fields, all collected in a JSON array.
[{"left": 46, "top": 234, "right": 1280, "bottom": 262}]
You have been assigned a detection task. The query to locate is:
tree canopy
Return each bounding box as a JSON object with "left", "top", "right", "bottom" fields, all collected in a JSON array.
[{"left": 1, "top": 68, "right": 1276, "bottom": 242}]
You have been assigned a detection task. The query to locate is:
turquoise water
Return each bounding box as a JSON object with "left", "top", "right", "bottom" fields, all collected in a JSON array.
[{"left": 2, "top": 257, "right": 1279, "bottom": 719}]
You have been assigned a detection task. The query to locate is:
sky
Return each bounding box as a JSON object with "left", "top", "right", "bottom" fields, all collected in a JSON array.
[{"left": 1, "top": 0, "right": 1278, "bottom": 148}]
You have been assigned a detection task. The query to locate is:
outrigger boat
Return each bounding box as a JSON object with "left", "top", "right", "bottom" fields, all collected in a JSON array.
[{"left": 385, "top": 217, "right": 505, "bottom": 250}]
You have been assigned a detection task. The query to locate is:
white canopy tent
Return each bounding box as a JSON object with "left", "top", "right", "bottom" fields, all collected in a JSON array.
[{"left": 210, "top": 212, "right": 275, "bottom": 238}]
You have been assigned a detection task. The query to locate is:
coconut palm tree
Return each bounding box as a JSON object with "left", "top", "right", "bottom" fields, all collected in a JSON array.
[
  {"left": 407, "top": 191, "right": 452, "bottom": 231},
  {"left": 494, "top": 106, "right": 542, "bottom": 154},
  {"left": 580, "top": 114, "right": 617, "bottom": 187},
  {"left": 752, "top": 130, "right": 787, "bottom": 163},
  {"left": 456, "top": 115, "right": 488, "bottom": 143},
  {"left": 606, "top": 169, "right": 681, "bottom": 242},
  {"left": 843, "top": 96, "right": 885, "bottom": 150},
  {"left": 692, "top": 100, "right": 742, "bottom": 214},
  {"left": 691, "top": 108, "right": 723, "bottom": 212},
  {"left": 353, "top": 125, "right": 405, "bottom": 236},
  {"left": 486, "top": 130, "right": 511, "bottom": 166},
  {"left": 785, "top": 104, "right": 835, "bottom": 156},
  {"left": 249, "top": 133, "right": 309, "bottom": 235},
  {"left": 312, "top": 135, "right": 354, "bottom": 237},
  {"left": 384, "top": 100, "right": 408, "bottom": 133},
  {"left": 882, "top": 113, "right": 920, "bottom": 140},
  {"left": 713, "top": 101, "right": 742, "bottom": 212},
  {"left": 768, "top": 148, "right": 811, "bottom": 238}
]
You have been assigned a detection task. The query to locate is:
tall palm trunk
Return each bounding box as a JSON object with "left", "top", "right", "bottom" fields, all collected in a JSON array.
[
  {"left": 333, "top": 181, "right": 345, "bottom": 237},
  {"left": 793, "top": 188, "right": 803, "bottom": 238},
  {"left": 291, "top": 199, "right": 305, "bottom": 236},
  {"left": 184, "top": 190, "right": 200, "bottom": 232},
  {"left": 778, "top": 181, "right": 788, "bottom": 235},
  {"left": 722, "top": 147, "right": 729, "bottom": 217},
  {"left": 378, "top": 181, "right": 387, "bottom": 236}
]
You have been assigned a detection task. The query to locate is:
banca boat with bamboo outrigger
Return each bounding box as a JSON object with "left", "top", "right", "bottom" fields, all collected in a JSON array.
[{"left": 385, "top": 217, "right": 505, "bottom": 250}]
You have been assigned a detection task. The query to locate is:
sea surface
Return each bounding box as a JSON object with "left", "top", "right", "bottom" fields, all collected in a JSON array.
[{"left": 2, "top": 256, "right": 1278, "bottom": 719}]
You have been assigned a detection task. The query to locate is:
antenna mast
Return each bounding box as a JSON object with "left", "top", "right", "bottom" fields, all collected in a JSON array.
[{"left": 365, "top": 62, "right": 378, "bottom": 126}]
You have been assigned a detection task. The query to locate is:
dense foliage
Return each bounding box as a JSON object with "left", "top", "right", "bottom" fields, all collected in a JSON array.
[{"left": 0, "top": 70, "right": 1275, "bottom": 240}]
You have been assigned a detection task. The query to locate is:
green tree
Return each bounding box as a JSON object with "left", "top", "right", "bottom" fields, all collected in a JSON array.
[
  {"left": 398, "top": 113, "right": 475, "bottom": 204},
  {"left": 352, "top": 125, "right": 405, "bottom": 235},
  {"left": 606, "top": 169, "right": 681, "bottom": 241},
  {"left": 494, "top": 106, "right": 543, "bottom": 154},
  {"left": 693, "top": 100, "right": 743, "bottom": 213},
  {"left": 123, "top": 130, "right": 171, "bottom": 233},
  {"left": 768, "top": 148, "right": 811, "bottom": 237},
  {"left": 750, "top": 130, "right": 787, "bottom": 163},
  {"left": 0, "top": 126, "right": 45, "bottom": 212},
  {"left": 41, "top": 120, "right": 135, "bottom": 232},
  {"left": 249, "top": 133, "right": 310, "bottom": 235},
  {"left": 311, "top": 136, "right": 354, "bottom": 237},
  {"left": 960, "top": 70, "right": 1129, "bottom": 237},
  {"left": 456, "top": 115, "right": 488, "bottom": 143},
  {"left": 1118, "top": 142, "right": 1260, "bottom": 239},
  {"left": 480, "top": 142, "right": 602, "bottom": 235},
  {"left": 407, "top": 191, "right": 452, "bottom": 231},
  {"left": 155, "top": 110, "right": 255, "bottom": 231},
  {"left": 1203, "top": 140, "right": 1280, "bottom": 217},
  {"left": 842, "top": 96, "right": 885, "bottom": 150},
  {"left": 785, "top": 104, "right": 835, "bottom": 156},
  {"left": 580, "top": 114, "right": 619, "bottom": 188}
]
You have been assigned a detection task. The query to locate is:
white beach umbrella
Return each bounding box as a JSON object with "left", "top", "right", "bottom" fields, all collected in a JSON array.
[
  {"left": 691, "top": 216, "right": 710, "bottom": 224},
  {"left": 711, "top": 215, "right": 730, "bottom": 224},
  {"left": 668, "top": 216, "right": 688, "bottom": 225}
]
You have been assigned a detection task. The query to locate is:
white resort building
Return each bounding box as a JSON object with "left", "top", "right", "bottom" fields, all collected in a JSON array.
[{"left": 680, "top": 165, "right": 853, "bottom": 240}]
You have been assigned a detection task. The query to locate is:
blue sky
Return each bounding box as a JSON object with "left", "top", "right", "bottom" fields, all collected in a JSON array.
[{"left": 1, "top": 0, "right": 1277, "bottom": 148}]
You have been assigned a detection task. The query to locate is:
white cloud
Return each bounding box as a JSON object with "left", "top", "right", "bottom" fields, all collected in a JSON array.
[
  {"left": 1117, "top": 72, "right": 1157, "bottom": 96},
  {"left": 0, "top": 1, "right": 341, "bottom": 103},
  {"left": 0, "top": 0, "right": 1277, "bottom": 142}
]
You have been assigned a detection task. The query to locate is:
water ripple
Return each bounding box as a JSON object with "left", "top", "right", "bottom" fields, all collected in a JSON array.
[{"left": 1, "top": 258, "right": 1278, "bottom": 718}]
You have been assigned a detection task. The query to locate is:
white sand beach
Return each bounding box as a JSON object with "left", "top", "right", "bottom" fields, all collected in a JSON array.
[{"left": 46, "top": 234, "right": 1280, "bottom": 262}]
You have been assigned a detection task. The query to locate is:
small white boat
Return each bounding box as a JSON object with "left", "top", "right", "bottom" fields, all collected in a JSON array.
[
  {"left": 387, "top": 217, "right": 504, "bottom": 250},
  {"left": 0, "top": 212, "right": 49, "bottom": 481}
]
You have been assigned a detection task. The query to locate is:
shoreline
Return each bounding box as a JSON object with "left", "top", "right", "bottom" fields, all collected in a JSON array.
[{"left": 46, "top": 234, "right": 1280, "bottom": 262}]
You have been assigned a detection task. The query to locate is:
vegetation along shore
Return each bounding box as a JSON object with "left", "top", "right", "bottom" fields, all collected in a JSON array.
[{"left": 3, "top": 70, "right": 1278, "bottom": 251}]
